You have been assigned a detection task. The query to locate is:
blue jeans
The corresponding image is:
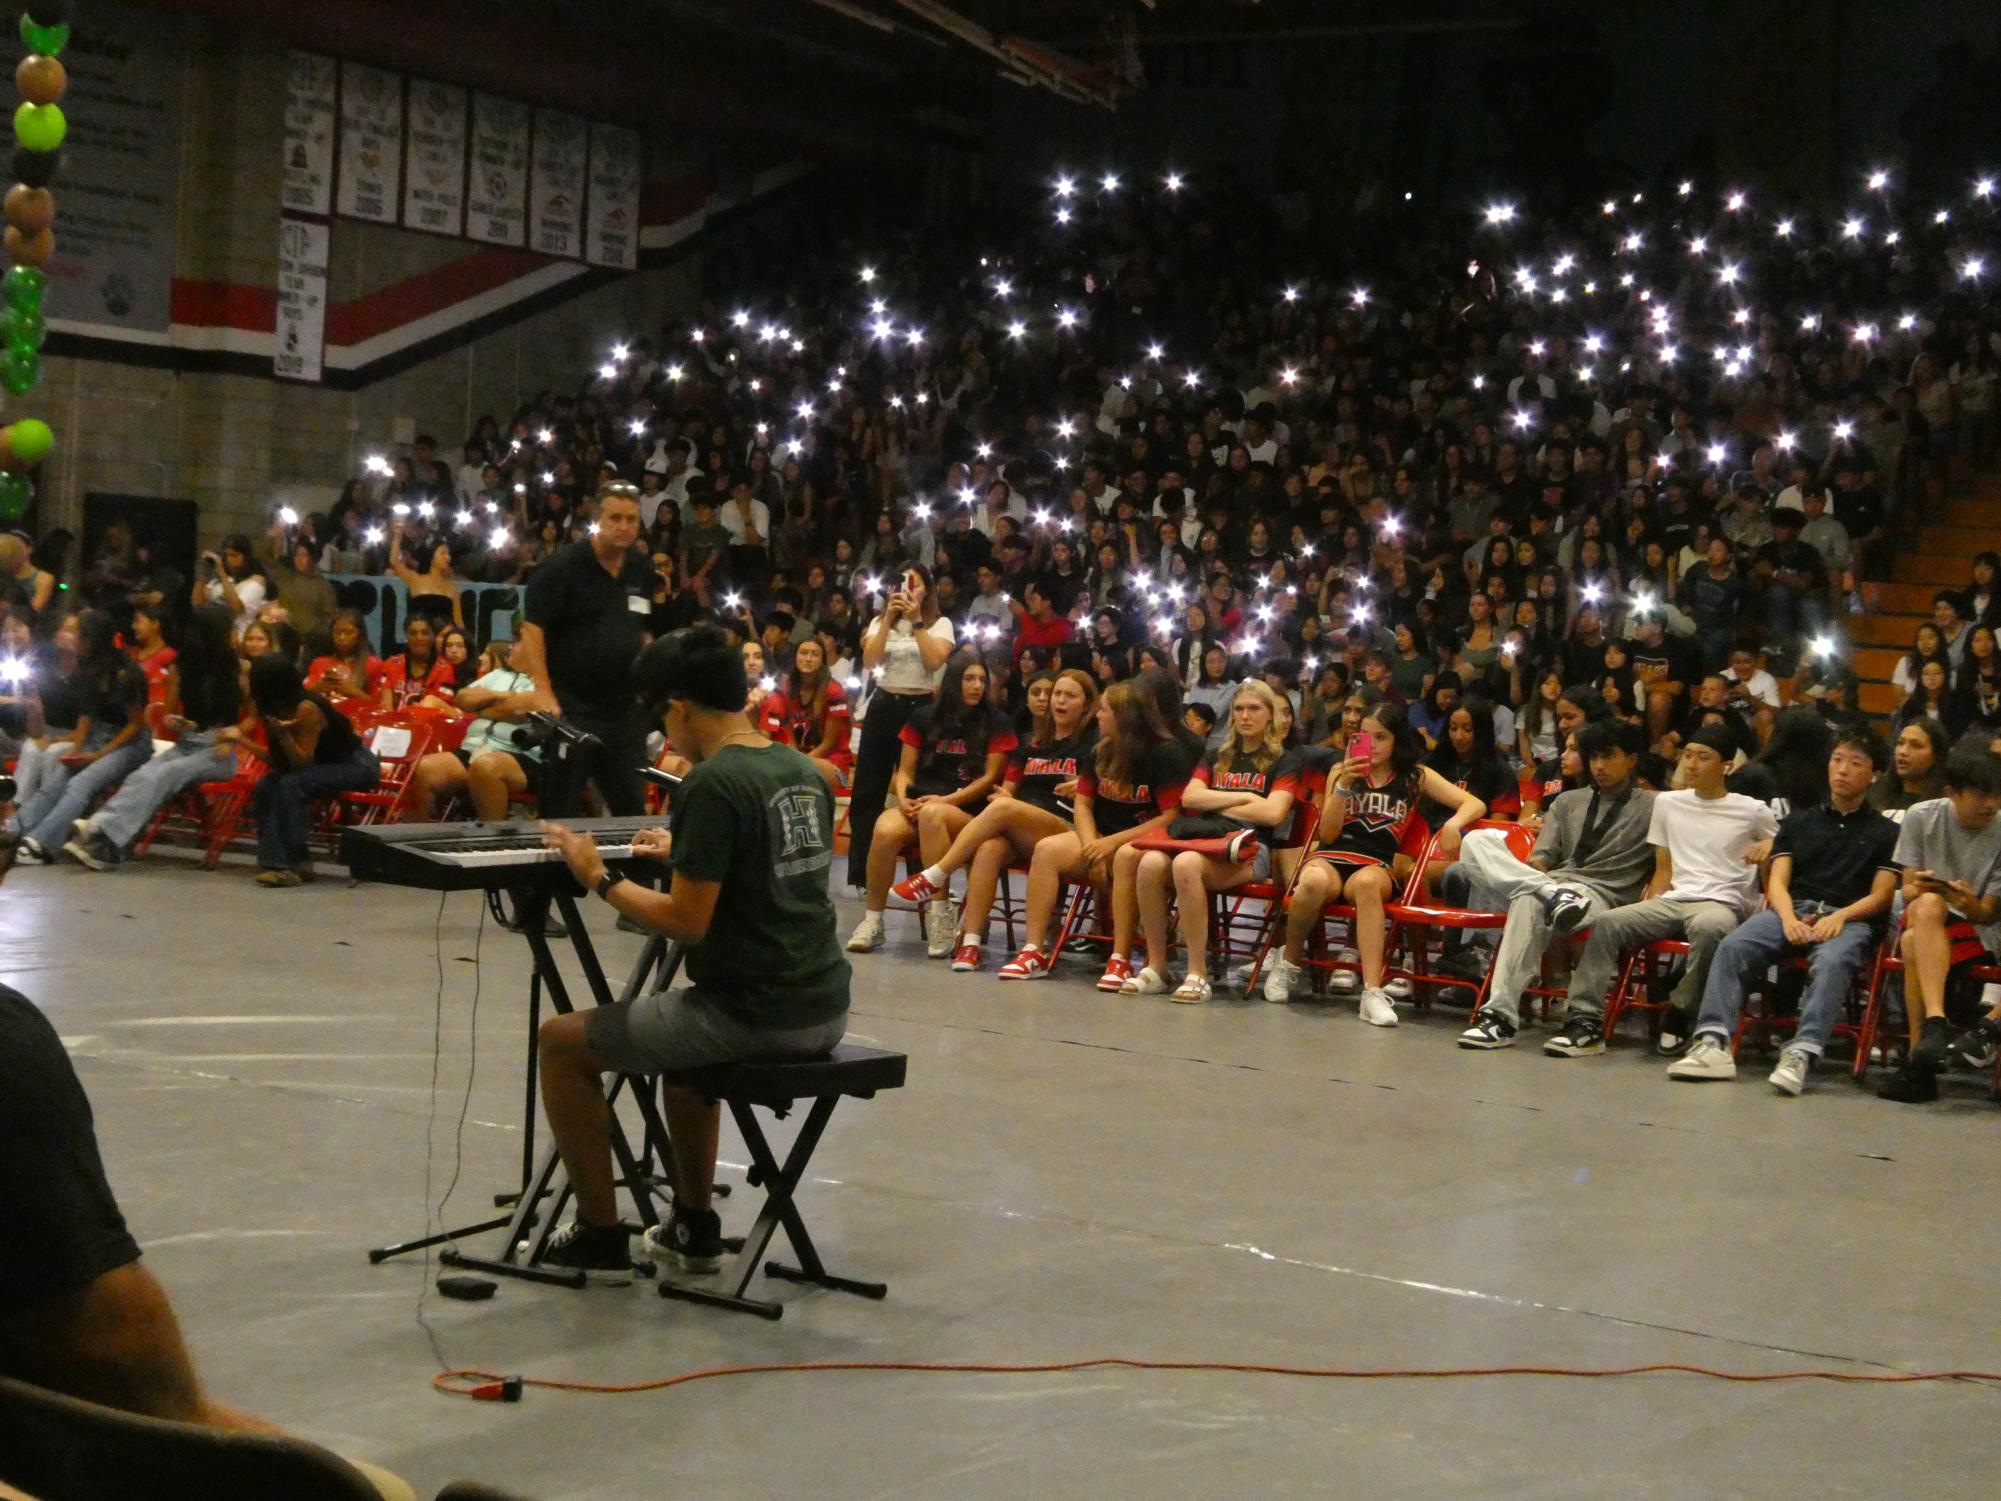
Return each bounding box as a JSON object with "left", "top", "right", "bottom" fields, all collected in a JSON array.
[
  {"left": 1763, "top": 585, "right": 1827, "bottom": 643},
  {"left": 90, "top": 733, "right": 238, "bottom": 854},
  {"left": 251, "top": 745, "right": 379, "bottom": 869},
  {"left": 1691, "top": 904, "right": 1879, "bottom": 1056},
  {"left": 21, "top": 734, "right": 156, "bottom": 849}
]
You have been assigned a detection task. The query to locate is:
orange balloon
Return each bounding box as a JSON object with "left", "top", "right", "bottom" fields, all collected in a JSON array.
[
  {"left": 5, "top": 224, "right": 52, "bottom": 265},
  {"left": 4, "top": 185, "right": 52, "bottom": 234},
  {"left": 15, "top": 55, "right": 65, "bottom": 107}
]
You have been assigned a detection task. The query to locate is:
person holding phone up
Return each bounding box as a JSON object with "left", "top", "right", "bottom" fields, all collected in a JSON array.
[{"left": 845, "top": 563, "right": 954, "bottom": 888}]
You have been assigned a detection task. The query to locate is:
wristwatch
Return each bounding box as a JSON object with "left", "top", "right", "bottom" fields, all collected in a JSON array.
[{"left": 593, "top": 870, "right": 620, "bottom": 902}]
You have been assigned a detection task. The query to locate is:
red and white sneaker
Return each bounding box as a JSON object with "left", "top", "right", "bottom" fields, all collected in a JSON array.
[
  {"left": 891, "top": 871, "right": 941, "bottom": 904},
  {"left": 950, "top": 943, "right": 983, "bottom": 973},
  {"left": 1096, "top": 955, "right": 1133, "bottom": 992},
  {"left": 997, "top": 946, "right": 1051, "bottom": 980}
]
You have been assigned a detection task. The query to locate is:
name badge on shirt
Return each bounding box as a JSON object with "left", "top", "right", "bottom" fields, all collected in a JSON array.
[{"left": 627, "top": 594, "right": 651, "bottom": 614}]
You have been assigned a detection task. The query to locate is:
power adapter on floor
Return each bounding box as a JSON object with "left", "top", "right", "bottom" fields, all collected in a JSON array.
[{"left": 436, "top": 1275, "right": 496, "bottom": 1302}]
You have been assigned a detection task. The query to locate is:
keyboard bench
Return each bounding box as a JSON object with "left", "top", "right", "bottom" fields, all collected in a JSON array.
[{"left": 658, "top": 1042, "right": 907, "bottom": 1321}]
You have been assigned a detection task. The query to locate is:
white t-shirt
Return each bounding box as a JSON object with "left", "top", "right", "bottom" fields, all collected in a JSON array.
[
  {"left": 207, "top": 573, "right": 267, "bottom": 636},
  {"left": 1722, "top": 666, "right": 1781, "bottom": 708},
  {"left": 872, "top": 614, "right": 956, "bottom": 694},
  {"left": 717, "top": 497, "right": 770, "bottom": 549},
  {"left": 1649, "top": 788, "right": 1778, "bottom": 914}
]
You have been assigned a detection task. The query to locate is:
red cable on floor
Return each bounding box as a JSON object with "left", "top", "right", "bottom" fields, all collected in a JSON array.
[{"left": 434, "top": 1356, "right": 2001, "bottom": 1402}]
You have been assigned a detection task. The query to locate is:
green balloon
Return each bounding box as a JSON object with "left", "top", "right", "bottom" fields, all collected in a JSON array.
[
  {"left": 4, "top": 265, "right": 46, "bottom": 303},
  {"left": 14, "top": 102, "right": 65, "bottom": 153},
  {"left": 1, "top": 351, "right": 38, "bottom": 396},
  {"left": 18, "top": 17, "right": 69, "bottom": 56},
  {"left": 0, "top": 472, "right": 29, "bottom": 521},
  {"left": 10, "top": 417, "right": 52, "bottom": 463},
  {"left": 4, "top": 309, "right": 43, "bottom": 348}
]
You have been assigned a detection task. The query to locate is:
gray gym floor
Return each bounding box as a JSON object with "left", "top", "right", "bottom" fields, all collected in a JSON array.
[{"left": 5, "top": 862, "right": 1999, "bottom": 1499}]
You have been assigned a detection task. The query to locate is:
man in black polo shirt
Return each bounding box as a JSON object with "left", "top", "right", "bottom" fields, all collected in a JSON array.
[
  {"left": 1667, "top": 730, "right": 1898, "bottom": 1095},
  {"left": 517, "top": 481, "right": 654, "bottom": 816}
]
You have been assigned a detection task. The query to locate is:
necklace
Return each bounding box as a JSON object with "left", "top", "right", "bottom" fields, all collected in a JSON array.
[{"left": 718, "top": 729, "right": 766, "bottom": 748}]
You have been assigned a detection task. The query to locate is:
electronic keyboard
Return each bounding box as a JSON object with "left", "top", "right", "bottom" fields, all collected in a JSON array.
[{"left": 341, "top": 816, "right": 662, "bottom": 891}]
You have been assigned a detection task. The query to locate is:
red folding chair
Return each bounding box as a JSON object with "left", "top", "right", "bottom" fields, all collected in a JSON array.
[
  {"left": 1602, "top": 939, "right": 1693, "bottom": 1041},
  {"left": 1386, "top": 818, "right": 1529, "bottom": 1010},
  {"left": 322, "top": 711, "right": 438, "bottom": 839}
]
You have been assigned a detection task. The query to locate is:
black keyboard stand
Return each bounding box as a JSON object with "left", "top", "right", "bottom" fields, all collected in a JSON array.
[{"left": 366, "top": 877, "right": 696, "bottom": 1287}]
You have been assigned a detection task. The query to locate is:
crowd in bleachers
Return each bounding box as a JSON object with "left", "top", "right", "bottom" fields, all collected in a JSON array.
[{"left": 5, "top": 163, "right": 2001, "bottom": 1099}]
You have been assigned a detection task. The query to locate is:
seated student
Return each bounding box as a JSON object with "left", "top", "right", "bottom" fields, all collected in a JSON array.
[
  {"left": 1123, "top": 680, "right": 1302, "bottom": 1001},
  {"left": 303, "top": 608, "right": 382, "bottom": 703},
  {"left": 63, "top": 605, "right": 250, "bottom": 870},
  {"left": 1875, "top": 744, "right": 2001, "bottom": 1103},
  {"left": 127, "top": 600, "right": 178, "bottom": 707},
  {"left": 757, "top": 634, "right": 853, "bottom": 795},
  {"left": 1871, "top": 718, "right": 1949, "bottom": 814},
  {"left": 1519, "top": 725, "right": 1586, "bottom": 831},
  {"left": 1421, "top": 692, "right": 1520, "bottom": 838},
  {"left": 245, "top": 654, "right": 381, "bottom": 886},
  {"left": 996, "top": 678, "right": 1195, "bottom": 980},
  {"left": 846, "top": 652, "right": 1015, "bottom": 954},
  {"left": 535, "top": 626, "right": 849, "bottom": 1279},
  {"left": 7, "top": 610, "right": 152, "bottom": 864},
  {"left": 0, "top": 983, "right": 415, "bottom": 1499},
  {"left": 1184, "top": 700, "right": 1218, "bottom": 743},
  {"left": 407, "top": 636, "right": 542, "bottom": 821},
  {"left": 1668, "top": 730, "right": 1899, "bottom": 1093},
  {"left": 1658, "top": 672, "right": 1758, "bottom": 762},
  {"left": 1536, "top": 725, "right": 1779, "bottom": 1058},
  {"left": 376, "top": 614, "right": 456, "bottom": 710},
  {"left": 1721, "top": 645, "right": 1782, "bottom": 742},
  {"left": 1452, "top": 720, "right": 1657, "bottom": 1048},
  {"left": 1262, "top": 701, "right": 1484, "bottom": 1024},
  {"left": 891, "top": 668, "right": 1099, "bottom": 972},
  {"left": 1628, "top": 610, "right": 1697, "bottom": 747}
]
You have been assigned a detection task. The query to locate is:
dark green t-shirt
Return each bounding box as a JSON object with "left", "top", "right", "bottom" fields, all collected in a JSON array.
[{"left": 668, "top": 741, "right": 851, "bottom": 1028}]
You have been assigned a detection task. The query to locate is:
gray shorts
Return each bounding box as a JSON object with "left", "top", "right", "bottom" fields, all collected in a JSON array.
[{"left": 584, "top": 985, "right": 848, "bottom": 1076}]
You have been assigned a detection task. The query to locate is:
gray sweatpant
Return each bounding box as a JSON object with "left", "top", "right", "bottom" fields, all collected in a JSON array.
[
  {"left": 1564, "top": 896, "right": 1740, "bottom": 1022},
  {"left": 1457, "top": 829, "right": 1613, "bottom": 1028}
]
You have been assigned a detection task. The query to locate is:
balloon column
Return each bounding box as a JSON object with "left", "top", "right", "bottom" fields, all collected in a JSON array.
[{"left": 0, "top": 1, "right": 68, "bottom": 522}]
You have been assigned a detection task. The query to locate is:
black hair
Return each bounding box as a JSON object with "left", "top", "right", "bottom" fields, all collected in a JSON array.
[
  {"left": 1756, "top": 704, "right": 1836, "bottom": 809},
  {"left": 1687, "top": 724, "right": 1740, "bottom": 761},
  {"left": 1577, "top": 718, "right": 1643, "bottom": 761},
  {"left": 1559, "top": 682, "right": 1613, "bottom": 723},
  {"left": 248, "top": 652, "right": 306, "bottom": 715},
  {"left": 180, "top": 603, "right": 245, "bottom": 729},
  {"left": 632, "top": 625, "right": 749, "bottom": 718},
  {"left": 1942, "top": 743, "right": 2001, "bottom": 796},
  {"left": 1830, "top": 727, "right": 1887, "bottom": 772},
  {"left": 923, "top": 649, "right": 1000, "bottom": 753},
  {"left": 1185, "top": 701, "right": 1218, "bottom": 731},
  {"left": 1361, "top": 699, "right": 1425, "bottom": 776}
]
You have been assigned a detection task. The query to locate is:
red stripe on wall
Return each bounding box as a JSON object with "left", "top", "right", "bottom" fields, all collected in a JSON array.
[
  {"left": 169, "top": 280, "right": 278, "bottom": 333},
  {"left": 326, "top": 247, "right": 554, "bottom": 346}
]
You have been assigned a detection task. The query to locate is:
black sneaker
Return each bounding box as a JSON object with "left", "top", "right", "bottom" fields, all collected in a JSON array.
[
  {"left": 1909, "top": 1015, "right": 1954, "bottom": 1076},
  {"left": 1947, "top": 1017, "right": 2001, "bottom": 1071},
  {"left": 1654, "top": 1006, "right": 1698, "bottom": 1057},
  {"left": 1543, "top": 1014, "right": 1606, "bottom": 1057},
  {"left": 1876, "top": 1066, "right": 1940, "bottom": 1104},
  {"left": 1458, "top": 1012, "right": 1517, "bottom": 1050},
  {"left": 62, "top": 831, "right": 121, "bottom": 870},
  {"left": 15, "top": 836, "right": 50, "bottom": 865},
  {"left": 539, "top": 1219, "right": 633, "bottom": 1284},
  {"left": 643, "top": 1205, "right": 724, "bottom": 1274},
  {"left": 1540, "top": 887, "right": 1592, "bottom": 934}
]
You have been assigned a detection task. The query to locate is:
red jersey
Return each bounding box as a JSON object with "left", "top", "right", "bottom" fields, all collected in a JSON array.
[
  {"left": 760, "top": 677, "right": 853, "bottom": 764},
  {"left": 379, "top": 653, "right": 456, "bottom": 708}
]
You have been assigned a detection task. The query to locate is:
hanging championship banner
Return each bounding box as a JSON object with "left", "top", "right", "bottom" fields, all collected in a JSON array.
[
  {"left": 336, "top": 61, "right": 404, "bottom": 224},
  {"left": 585, "top": 122, "right": 640, "bottom": 271},
  {"left": 528, "top": 107, "right": 587, "bottom": 259},
  {"left": 282, "top": 51, "right": 336, "bottom": 217},
  {"left": 402, "top": 80, "right": 468, "bottom": 237},
  {"left": 466, "top": 92, "right": 529, "bottom": 247},
  {"left": 274, "top": 217, "right": 330, "bottom": 383}
]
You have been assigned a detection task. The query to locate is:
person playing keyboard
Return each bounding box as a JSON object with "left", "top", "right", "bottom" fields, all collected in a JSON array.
[{"left": 536, "top": 626, "right": 852, "bottom": 1280}]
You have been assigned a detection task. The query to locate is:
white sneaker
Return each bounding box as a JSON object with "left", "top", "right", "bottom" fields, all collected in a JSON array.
[
  {"left": 1358, "top": 987, "right": 1399, "bottom": 1027},
  {"left": 926, "top": 898, "right": 960, "bottom": 959},
  {"left": 845, "top": 913, "right": 886, "bottom": 952},
  {"left": 1666, "top": 1035, "right": 1737, "bottom": 1081},
  {"left": 1384, "top": 977, "right": 1414, "bottom": 1000},
  {"left": 1121, "top": 966, "right": 1168, "bottom": 995},
  {"left": 1768, "top": 1046, "right": 1812, "bottom": 1096},
  {"left": 1329, "top": 948, "right": 1361, "bottom": 991},
  {"left": 71, "top": 815, "right": 96, "bottom": 843},
  {"left": 1263, "top": 955, "right": 1304, "bottom": 1003}
]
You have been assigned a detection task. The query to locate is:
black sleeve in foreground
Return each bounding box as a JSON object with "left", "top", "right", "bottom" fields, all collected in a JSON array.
[{"left": 0, "top": 987, "right": 142, "bottom": 1319}]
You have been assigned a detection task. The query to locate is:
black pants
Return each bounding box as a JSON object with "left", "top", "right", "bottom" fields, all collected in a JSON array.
[
  {"left": 539, "top": 707, "right": 648, "bottom": 818},
  {"left": 844, "top": 688, "right": 929, "bottom": 887}
]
